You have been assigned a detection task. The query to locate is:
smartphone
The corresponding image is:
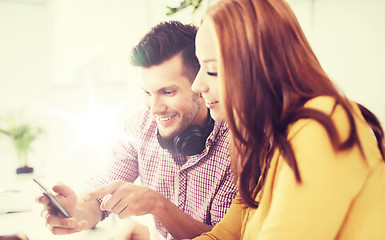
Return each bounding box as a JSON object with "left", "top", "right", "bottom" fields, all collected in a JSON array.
[{"left": 32, "top": 178, "right": 71, "bottom": 218}]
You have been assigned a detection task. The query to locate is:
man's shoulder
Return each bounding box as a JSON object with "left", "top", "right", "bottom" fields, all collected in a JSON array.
[
  {"left": 212, "top": 121, "right": 230, "bottom": 139},
  {"left": 124, "top": 109, "right": 156, "bottom": 134},
  {"left": 137, "top": 109, "right": 155, "bottom": 126},
  {"left": 205, "top": 121, "right": 230, "bottom": 161},
  {"left": 129, "top": 108, "right": 152, "bottom": 122}
]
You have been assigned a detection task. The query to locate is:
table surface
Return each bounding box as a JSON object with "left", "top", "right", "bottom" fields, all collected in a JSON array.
[{"left": 0, "top": 174, "right": 157, "bottom": 240}]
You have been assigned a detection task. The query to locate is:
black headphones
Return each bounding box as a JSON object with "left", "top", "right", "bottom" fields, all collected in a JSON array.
[{"left": 156, "top": 114, "right": 215, "bottom": 156}]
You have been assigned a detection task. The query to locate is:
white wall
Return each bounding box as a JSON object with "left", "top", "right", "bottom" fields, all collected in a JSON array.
[
  {"left": 0, "top": 0, "right": 199, "bottom": 188},
  {"left": 0, "top": 0, "right": 50, "bottom": 108},
  {"left": 43, "top": 0, "right": 148, "bottom": 186},
  {"left": 0, "top": 0, "right": 51, "bottom": 184},
  {"left": 290, "top": 0, "right": 385, "bottom": 125},
  {"left": 0, "top": 0, "right": 384, "bottom": 188}
]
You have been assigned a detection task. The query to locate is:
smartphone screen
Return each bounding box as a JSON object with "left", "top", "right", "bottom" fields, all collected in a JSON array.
[{"left": 33, "top": 178, "right": 71, "bottom": 218}]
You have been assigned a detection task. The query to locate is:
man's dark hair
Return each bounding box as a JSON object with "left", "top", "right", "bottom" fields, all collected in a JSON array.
[{"left": 130, "top": 21, "right": 199, "bottom": 82}]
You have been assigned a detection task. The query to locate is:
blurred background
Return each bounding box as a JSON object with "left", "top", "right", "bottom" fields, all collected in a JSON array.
[{"left": 0, "top": 0, "right": 384, "bottom": 190}]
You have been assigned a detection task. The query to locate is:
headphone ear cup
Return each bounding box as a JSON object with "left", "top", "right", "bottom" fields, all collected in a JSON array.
[
  {"left": 174, "top": 126, "right": 206, "bottom": 156},
  {"left": 157, "top": 116, "right": 214, "bottom": 156}
]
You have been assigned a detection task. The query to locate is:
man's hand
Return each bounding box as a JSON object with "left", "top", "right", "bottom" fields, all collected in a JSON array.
[
  {"left": 36, "top": 182, "right": 88, "bottom": 235},
  {"left": 84, "top": 180, "right": 163, "bottom": 219},
  {"left": 86, "top": 180, "right": 212, "bottom": 239},
  {"left": 109, "top": 219, "right": 150, "bottom": 240}
]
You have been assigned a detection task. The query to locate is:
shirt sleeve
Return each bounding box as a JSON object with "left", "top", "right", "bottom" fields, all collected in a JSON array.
[
  {"left": 192, "top": 195, "right": 244, "bottom": 240},
  {"left": 256, "top": 104, "right": 370, "bottom": 239}
]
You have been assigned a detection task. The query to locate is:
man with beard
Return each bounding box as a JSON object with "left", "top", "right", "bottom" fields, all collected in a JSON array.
[{"left": 38, "top": 21, "right": 237, "bottom": 240}]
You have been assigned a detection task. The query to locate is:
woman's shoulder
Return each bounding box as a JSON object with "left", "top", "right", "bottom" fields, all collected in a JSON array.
[
  {"left": 303, "top": 96, "right": 359, "bottom": 126},
  {"left": 288, "top": 96, "right": 354, "bottom": 141},
  {"left": 303, "top": 95, "right": 337, "bottom": 113}
]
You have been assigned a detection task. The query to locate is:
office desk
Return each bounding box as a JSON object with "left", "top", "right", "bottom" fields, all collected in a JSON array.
[
  {"left": 0, "top": 210, "right": 117, "bottom": 240},
  {"left": 0, "top": 174, "right": 157, "bottom": 240}
]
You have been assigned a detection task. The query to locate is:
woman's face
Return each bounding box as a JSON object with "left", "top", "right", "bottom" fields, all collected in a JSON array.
[{"left": 192, "top": 19, "right": 226, "bottom": 122}]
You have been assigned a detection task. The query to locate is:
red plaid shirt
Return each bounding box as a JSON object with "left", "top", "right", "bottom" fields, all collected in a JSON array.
[{"left": 91, "top": 110, "right": 237, "bottom": 239}]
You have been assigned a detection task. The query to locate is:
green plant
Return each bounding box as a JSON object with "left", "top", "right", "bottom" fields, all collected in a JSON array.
[
  {"left": 166, "top": 0, "right": 203, "bottom": 15},
  {"left": 0, "top": 115, "right": 43, "bottom": 167}
]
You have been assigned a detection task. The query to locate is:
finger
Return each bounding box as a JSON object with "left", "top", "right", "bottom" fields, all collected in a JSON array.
[
  {"left": 117, "top": 206, "right": 131, "bottom": 219},
  {"left": 118, "top": 202, "right": 147, "bottom": 218},
  {"left": 50, "top": 226, "right": 80, "bottom": 235},
  {"left": 102, "top": 191, "right": 126, "bottom": 212},
  {"left": 84, "top": 181, "right": 119, "bottom": 201},
  {"left": 46, "top": 214, "right": 78, "bottom": 229},
  {"left": 52, "top": 182, "right": 75, "bottom": 198},
  {"left": 40, "top": 205, "right": 53, "bottom": 217},
  {"left": 36, "top": 194, "right": 49, "bottom": 205},
  {"left": 50, "top": 220, "right": 87, "bottom": 235},
  {"left": 40, "top": 201, "right": 58, "bottom": 217},
  {"left": 110, "top": 199, "right": 128, "bottom": 216},
  {"left": 100, "top": 194, "right": 112, "bottom": 211}
]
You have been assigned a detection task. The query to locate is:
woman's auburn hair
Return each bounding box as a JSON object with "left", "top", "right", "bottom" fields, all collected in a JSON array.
[{"left": 206, "top": 0, "right": 385, "bottom": 208}]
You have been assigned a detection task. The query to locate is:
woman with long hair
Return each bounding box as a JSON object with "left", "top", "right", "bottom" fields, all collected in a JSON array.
[{"left": 191, "top": 0, "right": 385, "bottom": 239}]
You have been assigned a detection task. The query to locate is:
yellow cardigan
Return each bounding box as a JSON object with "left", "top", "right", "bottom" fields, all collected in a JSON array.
[{"left": 193, "top": 96, "right": 385, "bottom": 240}]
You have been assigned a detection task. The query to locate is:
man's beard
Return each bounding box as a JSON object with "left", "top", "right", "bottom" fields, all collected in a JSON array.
[{"left": 159, "top": 93, "right": 201, "bottom": 139}]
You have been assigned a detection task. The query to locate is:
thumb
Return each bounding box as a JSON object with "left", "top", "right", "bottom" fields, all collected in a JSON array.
[
  {"left": 84, "top": 181, "right": 118, "bottom": 201},
  {"left": 52, "top": 182, "right": 75, "bottom": 198}
]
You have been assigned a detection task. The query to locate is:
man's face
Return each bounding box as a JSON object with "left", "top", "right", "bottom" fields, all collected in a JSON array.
[{"left": 141, "top": 54, "right": 201, "bottom": 139}]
